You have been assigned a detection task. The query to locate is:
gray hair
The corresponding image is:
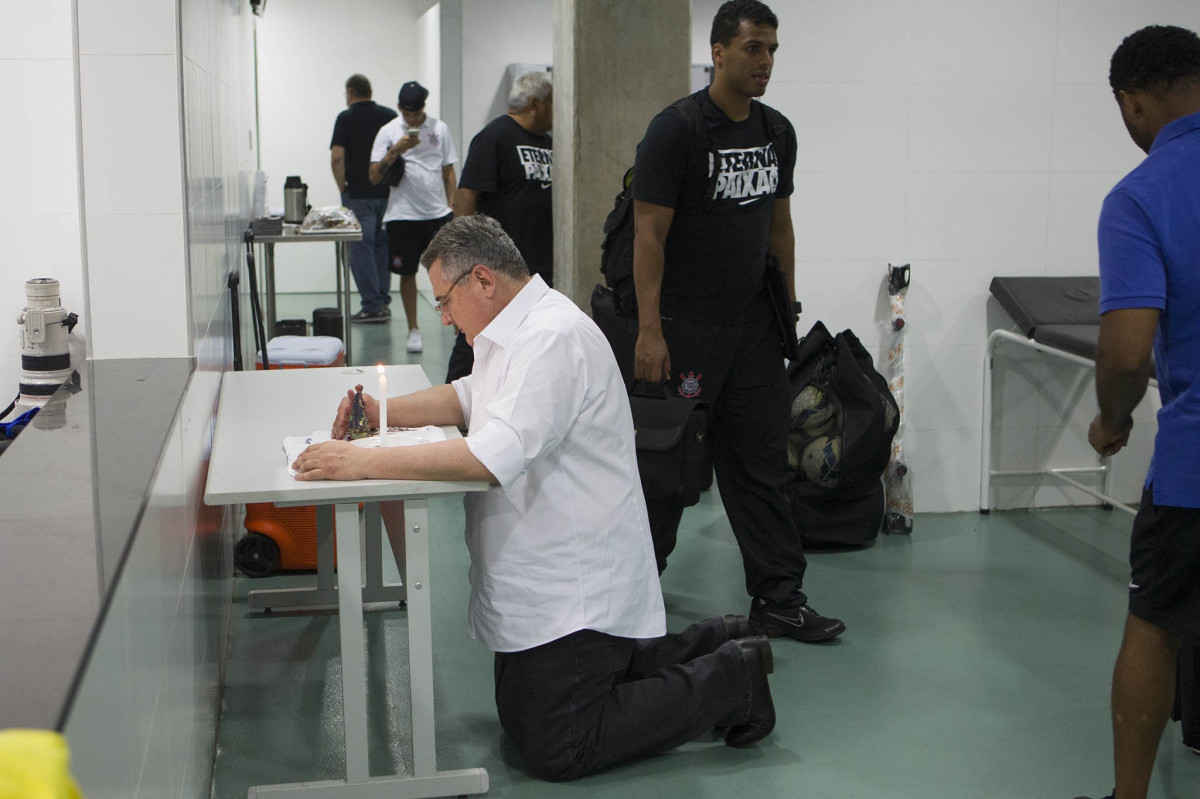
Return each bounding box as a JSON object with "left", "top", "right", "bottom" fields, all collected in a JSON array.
[
  {"left": 420, "top": 215, "right": 530, "bottom": 282},
  {"left": 507, "top": 71, "right": 552, "bottom": 112}
]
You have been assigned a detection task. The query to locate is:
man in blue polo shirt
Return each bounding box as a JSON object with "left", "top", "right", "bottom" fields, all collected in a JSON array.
[{"left": 1078, "top": 24, "right": 1200, "bottom": 799}]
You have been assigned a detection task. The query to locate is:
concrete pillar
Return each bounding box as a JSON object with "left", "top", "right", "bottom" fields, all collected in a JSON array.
[{"left": 552, "top": 0, "right": 691, "bottom": 311}]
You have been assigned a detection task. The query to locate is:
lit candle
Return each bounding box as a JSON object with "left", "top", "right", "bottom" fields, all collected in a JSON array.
[{"left": 377, "top": 364, "right": 387, "bottom": 447}]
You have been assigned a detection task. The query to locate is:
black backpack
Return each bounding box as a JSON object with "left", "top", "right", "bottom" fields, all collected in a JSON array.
[
  {"left": 599, "top": 92, "right": 790, "bottom": 318},
  {"left": 786, "top": 321, "right": 899, "bottom": 547}
]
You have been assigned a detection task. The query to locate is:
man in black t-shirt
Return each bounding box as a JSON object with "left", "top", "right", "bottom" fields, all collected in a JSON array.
[
  {"left": 330, "top": 74, "right": 397, "bottom": 322},
  {"left": 445, "top": 71, "right": 554, "bottom": 381},
  {"left": 632, "top": 0, "right": 844, "bottom": 643}
]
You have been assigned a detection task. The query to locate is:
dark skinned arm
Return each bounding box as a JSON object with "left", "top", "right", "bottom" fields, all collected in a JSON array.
[
  {"left": 632, "top": 199, "right": 676, "bottom": 382},
  {"left": 1088, "top": 307, "right": 1159, "bottom": 456},
  {"left": 767, "top": 196, "right": 796, "bottom": 305}
]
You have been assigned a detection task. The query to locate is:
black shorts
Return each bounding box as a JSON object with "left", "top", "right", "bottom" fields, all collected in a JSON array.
[
  {"left": 1128, "top": 485, "right": 1200, "bottom": 641},
  {"left": 386, "top": 214, "right": 452, "bottom": 276}
]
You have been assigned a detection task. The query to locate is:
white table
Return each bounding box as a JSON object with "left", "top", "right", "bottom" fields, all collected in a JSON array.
[
  {"left": 204, "top": 365, "right": 489, "bottom": 798},
  {"left": 255, "top": 226, "right": 363, "bottom": 365}
]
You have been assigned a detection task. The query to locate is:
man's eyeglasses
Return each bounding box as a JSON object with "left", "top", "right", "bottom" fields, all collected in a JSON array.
[{"left": 434, "top": 269, "right": 474, "bottom": 314}]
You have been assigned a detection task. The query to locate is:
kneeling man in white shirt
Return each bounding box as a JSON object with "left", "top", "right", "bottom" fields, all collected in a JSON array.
[{"left": 293, "top": 214, "right": 776, "bottom": 781}]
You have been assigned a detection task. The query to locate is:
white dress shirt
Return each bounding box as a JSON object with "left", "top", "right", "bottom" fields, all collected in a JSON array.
[
  {"left": 371, "top": 115, "right": 457, "bottom": 222},
  {"left": 452, "top": 276, "right": 667, "bottom": 652}
]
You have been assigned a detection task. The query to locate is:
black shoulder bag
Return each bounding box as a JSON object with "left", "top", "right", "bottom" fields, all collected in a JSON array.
[
  {"left": 628, "top": 382, "right": 710, "bottom": 508},
  {"left": 380, "top": 156, "right": 406, "bottom": 187}
]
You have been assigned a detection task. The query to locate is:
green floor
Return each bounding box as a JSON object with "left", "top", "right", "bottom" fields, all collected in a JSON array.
[{"left": 212, "top": 293, "right": 1200, "bottom": 798}]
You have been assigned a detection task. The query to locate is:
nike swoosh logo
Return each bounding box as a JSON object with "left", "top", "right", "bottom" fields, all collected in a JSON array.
[
  {"left": 1128, "top": 581, "right": 1140, "bottom": 590},
  {"left": 540, "top": 182, "right": 552, "bottom": 189},
  {"left": 738, "top": 197, "right": 763, "bottom": 206}
]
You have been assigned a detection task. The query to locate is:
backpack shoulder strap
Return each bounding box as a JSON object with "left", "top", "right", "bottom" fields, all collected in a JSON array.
[
  {"left": 668, "top": 93, "right": 719, "bottom": 204},
  {"left": 756, "top": 101, "right": 791, "bottom": 162}
]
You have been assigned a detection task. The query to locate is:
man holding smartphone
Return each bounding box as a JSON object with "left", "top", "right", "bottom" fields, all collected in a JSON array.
[{"left": 370, "top": 81, "right": 458, "bottom": 353}]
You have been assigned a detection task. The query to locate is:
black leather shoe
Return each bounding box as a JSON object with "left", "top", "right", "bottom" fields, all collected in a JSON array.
[
  {"left": 725, "top": 635, "right": 776, "bottom": 747},
  {"left": 723, "top": 614, "right": 753, "bottom": 641}
]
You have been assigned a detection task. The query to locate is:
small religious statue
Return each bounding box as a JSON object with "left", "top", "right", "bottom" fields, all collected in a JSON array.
[{"left": 346, "top": 383, "right": 371, "bottom": 440}]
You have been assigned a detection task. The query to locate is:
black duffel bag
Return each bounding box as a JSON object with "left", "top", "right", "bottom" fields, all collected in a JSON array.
[
  {"left": 786, "top": 321, "right": 899, "bottom": 547},
  {"left": 591, "top": 284, "right": 637, "bottom": 385},
  {"left": 628, "top": 383, "right": 710, "bottom": 508}
]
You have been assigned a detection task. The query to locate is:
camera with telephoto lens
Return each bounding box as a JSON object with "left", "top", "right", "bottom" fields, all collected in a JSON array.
[{"left": 17, "top": 278, "right": 78, "bottom": 409}]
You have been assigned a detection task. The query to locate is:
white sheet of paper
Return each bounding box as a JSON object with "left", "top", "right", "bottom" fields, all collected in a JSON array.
[{"left": 283, "top": 426, "right": 447, "bottom": 476}]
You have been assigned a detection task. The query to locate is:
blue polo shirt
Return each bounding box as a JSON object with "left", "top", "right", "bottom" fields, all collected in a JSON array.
[{"left": 1098, "top": 109, "right": 1200, "bottom": 507}]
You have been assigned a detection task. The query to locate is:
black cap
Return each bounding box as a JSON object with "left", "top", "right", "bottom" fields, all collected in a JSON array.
[{"left": 398, "top": 81, "right": 428, "bottom": 111}]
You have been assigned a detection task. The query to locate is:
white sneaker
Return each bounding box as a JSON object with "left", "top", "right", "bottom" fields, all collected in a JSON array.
[{"left": 406, "top": 328, "right": 423, "bottom": 353}]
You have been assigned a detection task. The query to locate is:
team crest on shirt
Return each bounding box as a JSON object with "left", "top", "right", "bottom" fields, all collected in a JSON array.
[
  {"left": 678, "top": 372, "right": 703, "bottom": 399},
  {"left": 427, "top": 131, "right": 440, "bottom": 146}
]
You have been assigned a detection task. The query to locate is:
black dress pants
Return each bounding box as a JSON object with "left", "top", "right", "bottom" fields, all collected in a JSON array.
[
  {"left": 493, "top": 617, "right": 749, "bottom": 782},
  {"left": 649, "top": 295, "right": 808, "bottom": 608}
]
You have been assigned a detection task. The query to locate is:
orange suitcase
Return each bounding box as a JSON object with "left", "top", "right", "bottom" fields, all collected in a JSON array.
[
  {"left": 236, "top": 503, "right": 338, "bottom": 577},
  {"left": 237, "top": 334, "right": 345, "bottom": 577}
]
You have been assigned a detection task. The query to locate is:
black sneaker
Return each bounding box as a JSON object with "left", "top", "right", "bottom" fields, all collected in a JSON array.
[
  {"left": 749, "top": 601, "right": 845, "bottom": 642},
  {"left": 351, "top": 309, "right": 388, "bottom": 323}
]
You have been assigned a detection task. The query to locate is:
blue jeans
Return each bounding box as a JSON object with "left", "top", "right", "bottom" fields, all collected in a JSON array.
[
  {"left": 493, "top": 617, "right": 750, "bottom": 781},
  {"left": 342, "top": 195, "right": 390, "bottom": 314}
]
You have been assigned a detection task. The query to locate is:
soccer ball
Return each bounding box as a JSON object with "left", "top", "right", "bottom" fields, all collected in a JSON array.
[
  {"left": 787, "top": 436, "right": 802, "bottom": 470},
  {"left": 800, "top": 435, "right": 841, "bottom": 488},
  {"left": 791, "top": 384, "right": 834, "bottom": 435}
]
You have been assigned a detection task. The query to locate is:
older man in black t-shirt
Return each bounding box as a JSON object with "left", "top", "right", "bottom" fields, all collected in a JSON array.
[
  {"left": 330, "top": 74, "right": 397, "bottom": 322},
  {"left": 631, "top": 0, "right": 844, "bottom": 643},
  {"left": 445, "top": 71, "right": 554, "bottom": 381}
]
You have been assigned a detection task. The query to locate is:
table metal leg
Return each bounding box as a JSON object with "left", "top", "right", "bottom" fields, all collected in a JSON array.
[
  {"left": 248, "top": 503, "right": 408, "bottom": 609},
  {"left": 246, "top": 504, "right": 405, "bottom": 611},
  {"left": 338, "top": 241, "right": 354, "bottom": 365},
  {"left": 334, "top": 501, "right": 369, "bottom": 783},
  {"left": 317, "top": 504, "right": 336, "bottom": 591},
  {"left": 403, "top": 500, "right": 436, "bottom": 777},
  {"left": 246, "top": 499, "right": 488, "bottom": 799},
  {"left": 364, "top": 502, "right": 384, "bottom": 590},
  {"left": 246, "top": 504, "right": 336, "bottom": 611},
  {"left": 265, "top": 243, "right": 277, "bottom": 339}
]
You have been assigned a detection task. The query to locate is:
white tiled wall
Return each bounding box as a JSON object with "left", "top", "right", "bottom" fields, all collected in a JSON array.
[
  {"left": 77, "top": 13, "right": 189, "bottom": 359},
  {"left": 54, "top": 0, "right": 256, "bottom": 796},
  {"left": 692, "top": 0, "right": 1200, "bottom": 512},
  {"left": 0, "top": 0, "right": 85, "bottom": 393}
]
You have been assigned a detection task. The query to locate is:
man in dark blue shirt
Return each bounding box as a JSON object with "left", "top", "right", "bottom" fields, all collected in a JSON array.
[
  {"left": 330, "top": 74, "right": 397, "bottom": 322},
  {"left": 1079, "top": 24, "right": 1200, "bottom": 799}
]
